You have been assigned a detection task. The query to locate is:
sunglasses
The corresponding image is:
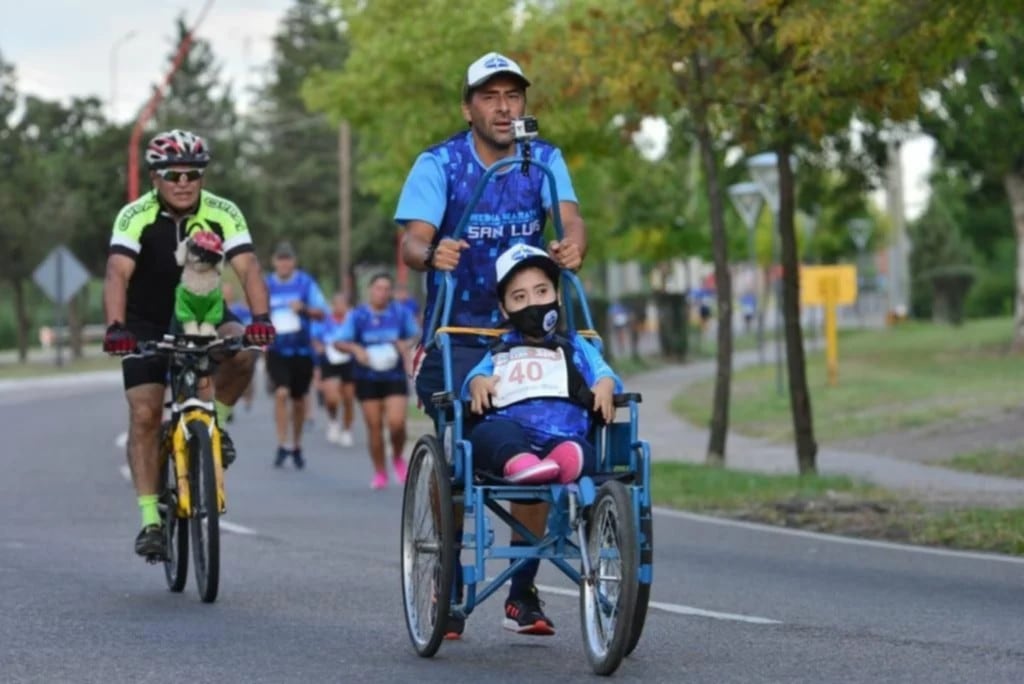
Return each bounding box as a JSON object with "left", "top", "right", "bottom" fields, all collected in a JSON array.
[{"left": 155, "top": 168, "right": 205, "bottom": 183}]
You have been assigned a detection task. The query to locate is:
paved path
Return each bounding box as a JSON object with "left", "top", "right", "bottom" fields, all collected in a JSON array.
[{"left": 627, "top": 350, "right": 1024, "bottom": 503}]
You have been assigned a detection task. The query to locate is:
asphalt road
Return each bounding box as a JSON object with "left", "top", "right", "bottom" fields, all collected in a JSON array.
[{"left": 1, "top": 375, "right": 1022, "bottom": 683}]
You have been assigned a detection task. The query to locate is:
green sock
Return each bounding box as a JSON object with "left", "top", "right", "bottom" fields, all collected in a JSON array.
[
  {"left": 215, "top": 400, "right": 233, "bottom": 426},
  {"left": 138, "top": 494, "right": 160, "bottom": 528}
]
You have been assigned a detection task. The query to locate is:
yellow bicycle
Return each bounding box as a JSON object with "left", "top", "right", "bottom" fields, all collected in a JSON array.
[{"left": 136, "top": 334, "right": 252, "bottom": 603}]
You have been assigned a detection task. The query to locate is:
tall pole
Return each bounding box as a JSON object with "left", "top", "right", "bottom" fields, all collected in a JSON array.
[
  {"left": 886, "top": 138, "right": 909, "bottom": 319},
  {"left": 338, "top": 120, "right": 353, "bottom": 300},
  {"left": 109, "top": 30, "right": 138, "bottom": 122},
  {"left": 126, "top": 0, "right": 216, "bottom": 200}
]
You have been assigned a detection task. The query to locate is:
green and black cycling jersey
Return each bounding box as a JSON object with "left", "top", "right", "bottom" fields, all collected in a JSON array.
[{"left": 108, "top": 189, "right": 254, "bottom": 328}]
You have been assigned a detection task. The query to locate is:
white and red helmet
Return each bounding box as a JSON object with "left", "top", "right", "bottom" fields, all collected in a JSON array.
[
  {"left": 145, "top": 129, "right": 211, "bottom": 169},
  {"left": 188, "top": 230, "right": 224, "bottom": 264}
]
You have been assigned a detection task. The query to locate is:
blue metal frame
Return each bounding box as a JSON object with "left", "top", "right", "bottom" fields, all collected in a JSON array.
[{"left": 418, "top": 154, "right": 652, "bottom": 621}]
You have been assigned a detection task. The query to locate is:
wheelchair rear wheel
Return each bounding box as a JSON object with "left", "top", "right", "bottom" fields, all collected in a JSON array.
[
  {"left": 625, "top": 504, "right": 653, "bottom": 656},
  {"left": 579, "top": 480, "right": 639, "bottom": 676},
  {"left": 401, "top": 435, "right": 456, "bottom": 657}
]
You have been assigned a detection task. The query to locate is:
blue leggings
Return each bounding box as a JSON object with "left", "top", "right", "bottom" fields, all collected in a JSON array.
[{"left": 467, "top": 418, "right": 596, "bottom": 476}]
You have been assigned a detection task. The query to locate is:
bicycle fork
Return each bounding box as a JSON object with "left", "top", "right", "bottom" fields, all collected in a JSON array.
[{"left": 171, "top": 404, "right": 227, "bottom": 517}]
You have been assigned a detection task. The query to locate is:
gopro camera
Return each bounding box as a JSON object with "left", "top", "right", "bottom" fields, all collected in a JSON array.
[{"left": 511, "top": 116, "right": 539, "bottom": 142}]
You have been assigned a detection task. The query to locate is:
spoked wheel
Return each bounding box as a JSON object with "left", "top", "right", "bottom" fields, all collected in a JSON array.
[
  {"left": 401, "top": 435, "right": 455, "bottom": 657},
  {"left": 161, "top": 431, "right": 189, "bottom": 592},
  {"left": 579, "top": 481, "right": 639, "bottom": 676},
  {"left": 187, "top": 419, "right": 219, "bottom": 603},
  {"left": 625, "top": 504, "right": 653, "bottom": 656}
]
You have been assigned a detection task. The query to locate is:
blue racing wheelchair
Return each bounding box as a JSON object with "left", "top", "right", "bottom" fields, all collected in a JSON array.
[{"left": 399, "top": 150, "right": 654, "bottom": 676}]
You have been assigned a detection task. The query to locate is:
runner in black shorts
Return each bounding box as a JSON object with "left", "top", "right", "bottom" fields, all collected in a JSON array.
[
  {"left": 313, "top": 292, "right": 357, "bottom": 447},
  {"left": 333, "top": 273, "right": 420, "bottom": 490}
]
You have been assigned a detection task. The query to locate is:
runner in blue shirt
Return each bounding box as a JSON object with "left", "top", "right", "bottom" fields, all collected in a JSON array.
[
  {"left": 332, "top": 273, "right": 420, "bottom": 490},
  {"left": 395, "top": 51, "right": 589, "bottom": 638},
  {"left": 312, "top": 292, "right": 356, "bottom": 447},
  {"left": 264, "top": 241, "right": 327, "bottom": 468}
]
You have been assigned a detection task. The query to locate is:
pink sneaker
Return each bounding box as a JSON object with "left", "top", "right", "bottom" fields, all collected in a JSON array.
[
  {"left": 371, "top": 471, "right": 388, "bottom": 490},
  {"left": 393, "top": 457, "right": 408, "bottom": 485},
  {"left": 503, "top": 453, "right": 560, "bottom": 484},
  {"left": 545, "top": 441, "right": 585, "bottom": 483}
]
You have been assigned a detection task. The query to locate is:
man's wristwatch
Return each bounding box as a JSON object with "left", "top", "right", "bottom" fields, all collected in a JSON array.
[{"left": 423, "top": 243, "right": 437, "bottom": 269}]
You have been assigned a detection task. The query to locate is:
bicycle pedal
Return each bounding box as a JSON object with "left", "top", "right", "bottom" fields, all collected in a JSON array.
[{"left": 144, "top": 554, "right": 166, "bottom": 565}]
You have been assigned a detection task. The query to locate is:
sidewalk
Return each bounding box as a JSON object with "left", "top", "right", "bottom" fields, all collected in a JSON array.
[{"left": 628, "top": 350, "right": 1024, "bottom": 504}]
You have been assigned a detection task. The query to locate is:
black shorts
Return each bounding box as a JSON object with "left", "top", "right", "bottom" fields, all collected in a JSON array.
[
  {"left": 266, "top": 352, "right": 315, "bottom": 399},
  {"left": 355, "top": 378, "right": 408, "bottom": 401},
  {"left": 121, "top": 307, "right": 241, "bottom": 391},
  {"left": 321, "top": 361, "right": 354, "bottom": 383}
]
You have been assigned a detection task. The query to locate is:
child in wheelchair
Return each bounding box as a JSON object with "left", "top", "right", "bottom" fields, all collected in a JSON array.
[{"left": 463, "top": 244, "right": 622, "bottom": 485}]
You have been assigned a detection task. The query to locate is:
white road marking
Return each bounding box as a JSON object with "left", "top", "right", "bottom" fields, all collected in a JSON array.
[
  {"left": 534, "top": 583, "right": 781, "bottom": 625},
  {"left": 655, "top": 507, "right": 1024, "bottom": 566},
  {"left": 116, "top": 445, "right": 258, "bottom": 537}
]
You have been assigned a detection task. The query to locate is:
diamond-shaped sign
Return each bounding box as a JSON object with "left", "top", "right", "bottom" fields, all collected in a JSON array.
[
  {"left": 32, "top": 246, "right": 91, "bottom": 305},
  {"left": 728, "top": 182, "right": 765, "bottom": 229}
]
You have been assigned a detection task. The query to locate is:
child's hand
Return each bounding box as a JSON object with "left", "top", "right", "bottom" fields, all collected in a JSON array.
[
  {"left": 591, "top": 377, "right": 616, "bottom": 424},
  {"left": 469, "top": 375, "right": 500, "bottom": 414}
]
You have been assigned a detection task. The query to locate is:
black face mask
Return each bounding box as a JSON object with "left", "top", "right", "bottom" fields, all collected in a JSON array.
[{"left": 507, "top": 302, "right": 560, "bottom": 338}]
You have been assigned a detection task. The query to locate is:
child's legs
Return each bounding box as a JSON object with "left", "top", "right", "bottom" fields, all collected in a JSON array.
[{"left": 466, "top": 418, "right": 532, "bottom": 474}]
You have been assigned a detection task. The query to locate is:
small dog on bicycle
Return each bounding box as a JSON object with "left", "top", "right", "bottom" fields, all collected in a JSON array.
[{"left": 174, "top": 229, "right": 225, "bottom": 337}]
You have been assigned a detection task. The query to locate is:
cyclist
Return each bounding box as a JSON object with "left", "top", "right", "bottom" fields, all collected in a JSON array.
[
  {"left": 265, "top": 240, "right": 327, "bottom": 469},
  {"left": 103, "top": 129, "right": 275, "bottom": 560},
  {"left": 332, "top": 273, "right": 420, "bottom": 489},
  {"left": 396, "top": 51, "right": 587, "bottom": 637}
]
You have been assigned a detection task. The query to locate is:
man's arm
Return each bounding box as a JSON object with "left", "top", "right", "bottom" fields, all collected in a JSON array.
[
  {"left": 229, "top": 252, "right": 269, "bottom": 316},
  {"left": 103, "top": 254, "right": 136, "bottom": 325},
  {"left": 556, "top": 200, "right": 587, "bottom": 258},
  {"left": 401, "top": 221, "right": 438, "bottom": 272}
]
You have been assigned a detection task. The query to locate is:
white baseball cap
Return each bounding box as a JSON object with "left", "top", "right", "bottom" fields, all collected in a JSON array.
[
  {"left": 465, "top": 52, "right": 531, "bottom": 91},
  {"left": 495, "top": 244, "right": 560, "bottom": 297}
]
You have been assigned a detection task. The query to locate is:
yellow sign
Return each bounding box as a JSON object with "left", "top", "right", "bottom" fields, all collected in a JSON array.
[{"left": 800, "top": 265, "right": 858, "bottom": 306}]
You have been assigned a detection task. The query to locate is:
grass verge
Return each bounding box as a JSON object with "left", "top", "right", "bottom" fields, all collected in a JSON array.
[
  {"left": 651, "top": 462, "right": 1024, "bottom": 556},
  {"left": 945, "top": 446, "right": 1024, "bottom": 480},
  {"left": 672, "top": 317, "right": 1024, "bottom": 443},
  {"left": 0, "top": 353, "right": 119, "bottom": 380}
]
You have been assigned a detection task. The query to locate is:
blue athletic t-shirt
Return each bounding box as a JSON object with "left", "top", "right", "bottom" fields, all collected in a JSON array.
[
  {"left": 394, "top": 131, "right": 577, "bottom": 343},
  {"left": 335, "top": 302, "right": 420, "bottom": 382},
  {"left": 265, "top": 269, "right": 328, "bottom": 356},
  {"left": 460, "top": 331, "right": 622, "bottom": 446}
]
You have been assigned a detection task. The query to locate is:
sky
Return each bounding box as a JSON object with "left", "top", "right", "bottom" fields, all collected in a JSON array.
[{"left": 2, "top": 0, "right": 932, "bottom": 219}]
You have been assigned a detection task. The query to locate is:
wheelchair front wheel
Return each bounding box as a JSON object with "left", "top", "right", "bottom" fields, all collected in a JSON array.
[
  {"left": 579, "top": 480, "right": 639, "bottom": 676},
  {"left": 400, "top": 435, "right": 456, "bottom": 657}
]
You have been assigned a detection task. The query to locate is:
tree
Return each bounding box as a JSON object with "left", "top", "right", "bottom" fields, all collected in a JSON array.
[
  {"left": 250, "top": 0, "right": 392, "bottom": 290},
  {"left": 918, "top": 16, "right": 1024, "bottom": 347}
]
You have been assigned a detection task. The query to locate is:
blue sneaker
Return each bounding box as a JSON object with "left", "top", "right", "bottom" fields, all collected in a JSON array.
[
  {"left": 292, "top": 448, "right": 305, "bottom": 469},
  {"left": 274, "top": 446, "right": 289, "bottom": 468}
]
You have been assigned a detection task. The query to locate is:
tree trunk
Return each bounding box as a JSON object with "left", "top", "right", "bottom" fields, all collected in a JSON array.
[
  {"left": 12, "top": 278, "right": 30, "bottom": 363},
  {"left": 1005, "top": 171, "right": 1024, "bottom": 351},
  {"left": 776, "top": 141, "right": 818, "bottom": 473},
  {"left": 69, "top": 292, "right": 84, "bottom": 359},
  {"left": 692, "top": 61, "right": 733, "bottom": 468}
]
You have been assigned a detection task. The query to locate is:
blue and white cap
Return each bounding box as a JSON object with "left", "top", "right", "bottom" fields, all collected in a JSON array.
[
  {"left": 495, "top": 244, "right": 560, "bottom": 297},
  {"left": 466, "top": 52, "right": 531, "bottom": 90}
]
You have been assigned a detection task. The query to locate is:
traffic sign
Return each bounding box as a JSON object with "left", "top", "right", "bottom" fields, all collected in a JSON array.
[
  {"left": 801, "top": 265, "right": 857, "bottom": 306},
  {"left": 32, "top": 246, "right": 91, "bottom": 305}
]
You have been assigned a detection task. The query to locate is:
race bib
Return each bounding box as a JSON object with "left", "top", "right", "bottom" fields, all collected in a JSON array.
[
  {"left": 270, "top": 308, "right": 302, "bottom": 334},
  {"left": 325, "top": 343, "right": 351, "bottom": 365},
  {"left": 492, "top": 346, "right": 570, "bottom": 408}
]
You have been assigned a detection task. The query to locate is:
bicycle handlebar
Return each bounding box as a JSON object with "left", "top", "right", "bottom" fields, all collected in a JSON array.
[{"left": 128, "top": 334, "right": 261, "bottom": 359}]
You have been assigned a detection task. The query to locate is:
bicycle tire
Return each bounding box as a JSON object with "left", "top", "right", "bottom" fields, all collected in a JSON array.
[
  {"left": 187, "top": 418, "right": 219, "bottom": 603},
  {"left": 162, "top": 425, "right": 189, "bottom": 592},
  {"left": 579, "top": 480, "right": 639, "bottom": 676},
  {"left": 400, "top": 435, "right": 455, "bottom": 657}
]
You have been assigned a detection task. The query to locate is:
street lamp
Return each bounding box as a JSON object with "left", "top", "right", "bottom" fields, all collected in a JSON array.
[
  {"left": 847, "top": 218, "right": 873, "bottom": 324},
  {"left": 746, "top": 152, "right": 796, "bottom": 397},
  {"left": 109, "top": 30, "right": 138, "bottom": 122},
  {"left": 727, "top": 181, "right": 766, "bottom": 362}
]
